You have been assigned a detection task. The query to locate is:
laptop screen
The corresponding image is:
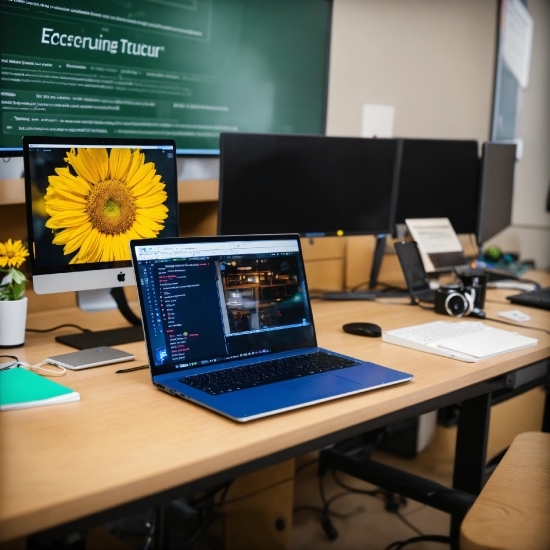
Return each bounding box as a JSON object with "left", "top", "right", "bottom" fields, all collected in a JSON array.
[{"left": 132, "top": 236, "right": 317, "bottom": 376}]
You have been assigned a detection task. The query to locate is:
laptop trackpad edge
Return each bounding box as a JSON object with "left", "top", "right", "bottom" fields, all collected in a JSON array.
[{"left": 281, "top": 373, "right": 362, "bottom": 400}]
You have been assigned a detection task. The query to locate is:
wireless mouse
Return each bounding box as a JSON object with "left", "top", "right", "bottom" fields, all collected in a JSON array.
[{"left": 342, "top": 322, "right": 382, "bottom": 338}]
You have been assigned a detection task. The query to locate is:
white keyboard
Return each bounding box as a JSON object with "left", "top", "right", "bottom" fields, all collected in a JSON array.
[{"left": 383, "top": 320, "right": 537, "bottom": 362}]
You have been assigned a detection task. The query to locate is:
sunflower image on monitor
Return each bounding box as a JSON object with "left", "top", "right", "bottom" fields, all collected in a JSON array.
[{"left": 44, "top": 147, "right": 168, "bottom": 263}]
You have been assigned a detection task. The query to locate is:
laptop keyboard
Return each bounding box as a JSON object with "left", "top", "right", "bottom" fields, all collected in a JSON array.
[{"left": 180, "top": 351, "right": 362, "bottom": 395}]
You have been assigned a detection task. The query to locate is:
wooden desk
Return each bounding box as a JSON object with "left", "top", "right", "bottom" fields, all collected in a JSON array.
[
  {"left": 1, "top": 282, "right": 549, "bottom": 544},
  {"left": 460, "top": 431, "right": 550, "bottom": 550}
]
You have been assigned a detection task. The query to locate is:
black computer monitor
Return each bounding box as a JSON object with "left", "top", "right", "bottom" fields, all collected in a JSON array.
[
  {"left": 394, "top": 139, "right": 480, "bottom": 235},
  {"left": 217, "top": 132, "right": 402, "bottom": 289},
  {"left": 476, "top": 142, "right": 517, "bottom": 247}
]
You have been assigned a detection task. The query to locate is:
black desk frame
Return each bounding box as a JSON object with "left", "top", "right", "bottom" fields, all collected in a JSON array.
[{"left": 320, "top": 359, "right": 550, "bottom": 549}]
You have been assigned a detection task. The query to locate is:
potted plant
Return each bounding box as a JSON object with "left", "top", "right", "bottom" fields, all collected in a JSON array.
[{"left": 0, "top": 239, "right": 29, "bottom": 348}]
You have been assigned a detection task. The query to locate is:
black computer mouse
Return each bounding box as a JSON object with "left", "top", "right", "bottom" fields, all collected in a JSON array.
[{"left": 342, "top": 322, "right": 382, "bottom": 338}]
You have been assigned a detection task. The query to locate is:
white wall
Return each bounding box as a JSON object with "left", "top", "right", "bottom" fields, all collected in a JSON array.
[
  {"left": 326, "top": 0, "right": 550, "bottom": 269},
  {"left": 326, "top": 0, "right": 496, "bottom": 143}
]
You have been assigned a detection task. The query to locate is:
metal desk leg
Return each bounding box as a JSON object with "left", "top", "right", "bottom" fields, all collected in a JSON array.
[
  {"left": 542, "top": 375, "right": 550, "bottom": 433},
  {"left": 153, "top": 505, "right": 166, "bottom": 550},
  {"left": 450, "top": 392, "right": 491, "bottom": 544}
]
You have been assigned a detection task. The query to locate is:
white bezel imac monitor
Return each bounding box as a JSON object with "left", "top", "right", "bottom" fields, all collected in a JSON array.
[{"left": 23, "top": 136, "right": 180, "bottom": 347}]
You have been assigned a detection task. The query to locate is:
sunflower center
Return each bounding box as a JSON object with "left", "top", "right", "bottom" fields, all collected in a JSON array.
[{"left": 87, "top": 179, "right": 136, "bottom": 235}]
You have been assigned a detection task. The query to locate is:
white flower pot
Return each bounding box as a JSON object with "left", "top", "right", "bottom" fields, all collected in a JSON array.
[{"left": 0, "top": 297, "right": 28, "bottom": 348}]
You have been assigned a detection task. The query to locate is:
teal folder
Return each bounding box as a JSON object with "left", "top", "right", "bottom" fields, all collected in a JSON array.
[{"left": 0, "top": 368, "right": 80, "bottom": 411}]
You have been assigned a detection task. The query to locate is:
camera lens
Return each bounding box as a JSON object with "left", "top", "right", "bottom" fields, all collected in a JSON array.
[{"left": 445, "top": 293, "right": 468, "bottom": 317}]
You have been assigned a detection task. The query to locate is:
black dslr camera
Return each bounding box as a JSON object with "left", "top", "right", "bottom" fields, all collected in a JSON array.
[
  {"left": 434, "top": 269, "right": 488, "bottom": 318},
  {"left": 434, "top": 284, "right": 474, "bottom": 318}
]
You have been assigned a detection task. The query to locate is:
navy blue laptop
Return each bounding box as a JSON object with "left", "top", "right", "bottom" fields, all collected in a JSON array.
[{"left": 130, "top": 234, "right": 412, "bottom": 421}]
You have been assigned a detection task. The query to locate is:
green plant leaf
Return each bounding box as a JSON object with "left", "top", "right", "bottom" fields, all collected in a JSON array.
[
  {"left": 12, "top": 280, "right": 25, "bottom": 300},
  {"left": 10, "top": 268, "right": 26, "bottom": 285}
]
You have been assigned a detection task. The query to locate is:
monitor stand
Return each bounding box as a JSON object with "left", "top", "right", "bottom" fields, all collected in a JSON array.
[
  {"left": 55, "top": 288, "right": 144, "bottom": 350},
  {"left": 322, "top": 235, "right": 389, "bottom": 300}
]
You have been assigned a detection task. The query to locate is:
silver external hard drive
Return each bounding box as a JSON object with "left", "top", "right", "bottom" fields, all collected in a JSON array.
[{"left": 47, "top": 347, "right": 136, "bottom": 370}]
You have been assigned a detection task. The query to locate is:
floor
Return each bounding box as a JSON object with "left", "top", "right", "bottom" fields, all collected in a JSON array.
[{"left": 290, "top": 425, "right": 455, "bottom": 550}]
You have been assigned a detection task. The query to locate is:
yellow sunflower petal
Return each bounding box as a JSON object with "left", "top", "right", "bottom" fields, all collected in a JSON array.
[
  {"left": 66, "top": 148, "right": 109, "bottom": 184},
  {"left": 50, "top": 168, "right": 91, "bottom": 195},
  {"left": 135, "top": 212, "right": 165, "bottom": 230},
  {"left": 109, "top": 148, "right": 132, "bottom": 182},
  {"left": 131, "top": 220, "right": 158, "bottom": 238},
  {"left": 44, "top": 196, "right": 88, "bottom": 210},
  {"left": 44, "top": 183, "right": 88, "bottom": 204},
  {"left": 114, "top": 234, "right": 131, "bottom": 260},
  {"left": 71, "top": 227, "right": 101, "bottom": 263},
  {"left": 134, "top": 195, "right": 168, "bottom": 209},
  {"left": 130, "top": 174, "right": 163, "bottom": 196},
  {"left": 46, "top": 213, "right": 91, "bottom": 229},
  {"left": 126, "top": 150, "right": 145, "bottom": 184},
  {"left": 52, "top": 221, "right": 92, "bottom": 245},
  {"left": 100, "top": 234, "right": 112, "bottom": 262},
  {"left": 124, "top": 228, "right": 143, "bottom": 242},
  {"left": 132, "top": 181, "right": 165, "bottom": 198},
  {"left": 125, "top": 162, "right": 157, "bottom": 190},
  {"left": 135, "top": 208, "right": 168, "bottom": 225},
  {"left": 62, "top": 227, "right": 93, "bottom": 255}
]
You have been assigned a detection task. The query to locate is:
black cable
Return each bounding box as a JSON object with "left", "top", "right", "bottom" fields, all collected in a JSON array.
[
  {"left": 391, "top": 509, "right": 424, "bottom": 537},
  {"left": 0, "top": 355, "right": 19, "bottom": 371},
  {"left": 293, "top": 504, "right": 364, "bottom": 520},
  {"left": 189, "top": 482, "right": 231, "bottom": 510},
  {"left": 295, "top": 457, "right": 319, "bottom": 474},
  {"left": 181, "top": 482, "right": 232, "bottom": 550},
  {"left": 384, "top": 534, "right": 451, "bottom": 550},
  {"left": 316, "top": 469, "right": 398, "bottom": 540},
  {"left": 331, "top": 470, "right": 383, "bottom": 497},
  {"left": 26, "top": 323, "right": 91, "bottom": 333},
  {"left": 222, "top": 476, "right": 294, "bottom": 507},
  {"left": 215, "top": 459, "right": 318, "bottom": 509}
]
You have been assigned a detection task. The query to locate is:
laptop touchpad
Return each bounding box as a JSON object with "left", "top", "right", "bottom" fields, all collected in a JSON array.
[{"left": 281, "top": 373, "right": 361, "bottom": 400}]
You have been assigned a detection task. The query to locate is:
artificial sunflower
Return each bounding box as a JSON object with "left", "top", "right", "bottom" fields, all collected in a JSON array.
[
  {"left": 0, "top": 238, "right": 28, "bottom": 269},
  {"left": 44, "top": 147, "right": 168, "bottom": 263},
  {"left": 0, "top": 239, "right": 29, "bottom": 300}
]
